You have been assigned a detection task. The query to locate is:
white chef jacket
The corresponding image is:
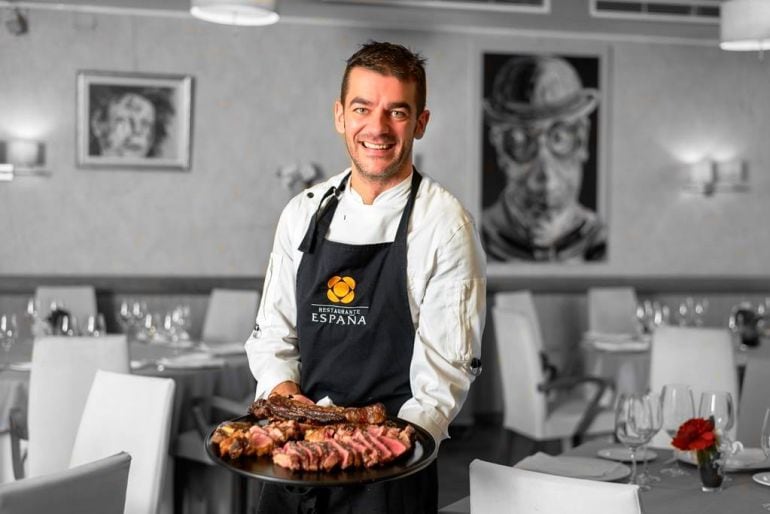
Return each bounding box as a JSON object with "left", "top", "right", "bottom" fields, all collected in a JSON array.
[{"left": 245, "top": 169, "right": 487, "bottom": 444}]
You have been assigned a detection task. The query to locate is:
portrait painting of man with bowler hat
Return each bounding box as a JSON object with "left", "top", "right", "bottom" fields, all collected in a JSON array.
[{"left": 480, "top": 52, "right": 607, "bottom": 263}]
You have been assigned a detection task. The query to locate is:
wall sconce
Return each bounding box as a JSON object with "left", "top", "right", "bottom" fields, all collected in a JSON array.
[
  {"left": 0, "top": 139, "right": 50, "bottom": 182},
  {"left": 684, "top": 158, "right": 749, "bottom": 195}
]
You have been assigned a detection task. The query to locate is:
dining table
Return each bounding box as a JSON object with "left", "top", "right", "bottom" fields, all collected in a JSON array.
[
  {"left": 0, "top": 335, "right": 255, "bottom": 483},
  {"left": 440, "top": 438, "right": 770, "bottom": 513}
]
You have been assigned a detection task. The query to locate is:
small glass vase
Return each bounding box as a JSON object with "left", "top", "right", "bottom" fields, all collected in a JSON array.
[{"left": 696, "top": 448, "right": 724, "bottom": 492}]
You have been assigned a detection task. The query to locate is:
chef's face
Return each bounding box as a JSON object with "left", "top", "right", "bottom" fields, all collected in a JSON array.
[
  {"left": 491, "top": 117, "right": 588, "bottom": 226},
  {"left": 95, "top": 93, "right": 156, "bottom": 158},
  {"left": 334, "top": 67, "right": 430, "bottom": 184}
]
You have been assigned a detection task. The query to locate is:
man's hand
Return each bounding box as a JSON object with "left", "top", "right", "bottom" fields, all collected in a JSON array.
[{"left": 269, "top": 380, "right": 314, "bottom": 404}]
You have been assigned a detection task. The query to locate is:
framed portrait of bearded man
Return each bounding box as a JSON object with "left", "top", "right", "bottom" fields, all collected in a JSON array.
[{"left": 480, "top": 50, "right": 608, "bottom": 263}]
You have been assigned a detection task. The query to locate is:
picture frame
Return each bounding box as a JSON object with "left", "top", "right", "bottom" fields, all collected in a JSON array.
[
  {"left": 474, "top": 43, "right": 610, "bottom": 265},
  {"left": 76, "top": 70, "right": 193, "bottom": 170}
]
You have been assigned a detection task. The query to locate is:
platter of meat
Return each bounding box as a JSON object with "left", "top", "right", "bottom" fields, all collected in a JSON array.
[{"left": 206, "top": 395, "right": 438, "bottom": 487}]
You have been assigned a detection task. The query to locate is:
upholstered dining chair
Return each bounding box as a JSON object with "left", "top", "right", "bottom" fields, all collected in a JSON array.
[
  {"left": 70, "top": 370, "right": 175, "bottom": 514},
  {"left": 201, "top": 289, "right": 261, "bottom": 344},
  {"left": 34, "top": 285, "right": 97, "bottom": 327},
  {"left": 469, "top": 459, "right": 642, "bottom": 514},
  {"left": 587, "top": 287, "right": 639, "bottom": 335},
  {"left": 648, "top": 325, "right": 739, "bottom": 448},
  {"left": 0, "top": 452, "right": 131, "bottom": 514},
  {"left": 492, "top": 307, "right": 614, "bottom": 456},
  {"left": 737, "top": 357, "right": 770, "bottom": 446},
  {"left": 9, "top": 335, "right": 130, "bottom": 479}
]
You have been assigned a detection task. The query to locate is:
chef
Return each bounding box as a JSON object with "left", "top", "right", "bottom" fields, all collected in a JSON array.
[{"left": 246, "top": 40, "right": 486, "bottom": 514}]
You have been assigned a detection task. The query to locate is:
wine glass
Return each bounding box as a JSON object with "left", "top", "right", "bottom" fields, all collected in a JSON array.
[
  {"left": 660, "top": 383, "right": 695, "bottom": 476},
  {"left": 615, "top": 393, "right": 657, "bottom": 487},
  {"left": 85, "top": 313, "right": 106, "bottom": 337},
  {"left": 699, "top": 391, "right": 736, "bottom": 482},
  {"left": 0, "top": 314, "right": 18, "bottom": 370},
  {"left": 638, "top": 391, "right": 663, "bottom": 487}
]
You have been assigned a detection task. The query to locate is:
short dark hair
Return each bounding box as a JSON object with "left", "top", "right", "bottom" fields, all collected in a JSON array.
[{"left": 340, "top": 41, "right": 427, "bottom": 114}]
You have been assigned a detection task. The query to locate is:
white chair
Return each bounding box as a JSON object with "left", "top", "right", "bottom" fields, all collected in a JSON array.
[
  {"left": 201, "top": 288, "right": 260, "bottom": 344},
  {"left": 587, "top": 287, "right": 639, "bottom": 335},
  {"left": 0, "top": 452, "right": 131, "bottom": 514},
  {"left": 70, "top": 370, "right": 175, "bottom": 514},
  {"left": 492, "top": 307, "right": 614, "bottom": 453},
  {"left": 11, "top": 335, "right": 130, "bottom": 479},
  {"left": 469, "top": 459, "right": 641, "bottom": 514},
  {"left": 737, "top": 358, "right": 770, "bottom": 446},
  {"left": 648, "top": 325, "right": 739, "bottom": 448},
  {"left": 34, "top": 285, "right": 97, "bottom": 326}
]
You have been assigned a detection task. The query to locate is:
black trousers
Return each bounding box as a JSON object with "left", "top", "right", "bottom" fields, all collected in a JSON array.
[{"left": 255, "top": 460, "right": 438, "bottom": 514}]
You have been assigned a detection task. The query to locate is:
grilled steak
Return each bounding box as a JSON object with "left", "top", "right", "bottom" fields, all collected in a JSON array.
[{"left": 250, "top": 395, "right": 387, "bottom": 425}]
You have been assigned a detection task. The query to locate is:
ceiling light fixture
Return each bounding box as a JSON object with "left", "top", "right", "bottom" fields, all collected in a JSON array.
[
  {"left": 720, "top": 0, "right": 770, "bottom": 51},
  {"left": 190, "top": 0, "right": 279, "bottom": 26}
]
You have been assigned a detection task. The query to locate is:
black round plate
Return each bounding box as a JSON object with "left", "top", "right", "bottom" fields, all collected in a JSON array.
[{"left": 206, "top": 415, "right": 438, "bottom": 487}]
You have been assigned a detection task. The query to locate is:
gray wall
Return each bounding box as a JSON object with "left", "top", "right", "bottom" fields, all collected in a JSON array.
[{"left": 2, "top": 9, "right": 770, "bottom": 280}]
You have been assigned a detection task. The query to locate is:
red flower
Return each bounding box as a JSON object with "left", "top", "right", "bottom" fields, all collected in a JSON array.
[{"left": 671, "top": 417, "right": 717, "bottom": 451}]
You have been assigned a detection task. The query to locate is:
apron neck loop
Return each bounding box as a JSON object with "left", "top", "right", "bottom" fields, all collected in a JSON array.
[
  {"left": 393, "top": 169, "right": 422, "bottom": 248},
  {"left": 298, "top": 173, "right": 349, "bottom": 254}
]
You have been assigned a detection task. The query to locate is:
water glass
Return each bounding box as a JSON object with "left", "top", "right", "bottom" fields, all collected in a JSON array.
[
  {"left": 615, "top": 393, "right": 657, "bottom": 486},
  {"left": 638, "top": 391, "right": 663, "bottom": 488},
  {"left": 85, "top": 313, "right": 107, "bottom": 337},
  {"left": 660, "top": 383, "right": 695, "bottom": 476}
]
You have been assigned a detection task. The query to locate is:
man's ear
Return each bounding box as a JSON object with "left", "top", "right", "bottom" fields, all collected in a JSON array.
[
  {"left": 334, "top": 100, "right": 345, "bottom": 135},
  {"left": 414, "top": 109, "right": 430, "bottom": 140}
]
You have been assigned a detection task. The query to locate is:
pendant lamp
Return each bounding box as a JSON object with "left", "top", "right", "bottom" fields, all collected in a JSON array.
[
  {"left": 720, "top": 0, "right": 770, "bottom": 51},
  {"left": 190, "top": 0, "right": 279, "bottom": 26}
]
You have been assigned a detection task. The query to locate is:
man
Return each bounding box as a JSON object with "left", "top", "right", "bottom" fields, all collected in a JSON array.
[
  {"left": 89, "top": 87, "right": 173, "bottom": 158},
  {"left": 481, "top": 55, "right": 607, "bottom": 262},
  {"left": 246, "top": 41, "right": 486, "bottom": 513}
]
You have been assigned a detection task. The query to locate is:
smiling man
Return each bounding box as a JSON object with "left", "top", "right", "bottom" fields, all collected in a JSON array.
[{"left": 246, "top": 41, "right": 486, "bottom": 513}]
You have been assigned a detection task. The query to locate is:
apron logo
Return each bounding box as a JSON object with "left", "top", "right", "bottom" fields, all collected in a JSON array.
[{"left": 326, "top": 275, "right": 356, "bottom": 304}]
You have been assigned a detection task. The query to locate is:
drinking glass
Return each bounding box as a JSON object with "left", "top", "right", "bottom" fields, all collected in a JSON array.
[
  {"left": 0, "top": 314, "right": 18, "bottom": 370},
  {"left": 615, "top": 393, "right": 656, "bottom": 486},
  {"left": 660, "top": 383, "right": 695, "bottom": 476},
  {"left": 699, "top": 391, "right": 736, "bottom": 482},
  {"left": 638, "top": 391, "right": 663, "bottom": 488},
  {"left": 85, "top": 313, "right": 106, "bottom": 337},
  {"left": 761, "top": 408, "right": 770, "bottom": 458}
]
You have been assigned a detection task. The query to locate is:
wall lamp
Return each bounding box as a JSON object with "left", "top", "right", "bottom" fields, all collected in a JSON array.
[
  {"left": 0, "top": 139, "right": 50, "bottom": 182},
  {"left": 190, "top": 0, "right": 279, "bottom": 26},
  {"left": 684, "top": 158, "right": 749, "bottom": 196}
]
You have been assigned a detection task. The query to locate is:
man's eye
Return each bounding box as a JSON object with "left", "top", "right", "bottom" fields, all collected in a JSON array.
[
  {"left": 391, "top": 110, "right": 407, "bottom": 119},
  {"left": 352, "top": 107, "right": 367, "bottom": 114}
]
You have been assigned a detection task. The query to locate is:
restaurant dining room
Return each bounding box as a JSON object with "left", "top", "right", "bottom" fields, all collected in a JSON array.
[{"left": 3, "top": 0, "right": 770, "bottom": 513}]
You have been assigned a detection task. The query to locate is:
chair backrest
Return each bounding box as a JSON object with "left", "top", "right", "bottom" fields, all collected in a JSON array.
[
  {"left": 201, "top": 288, "right": 261, "bottom": 344},
  {"left": 0, "top": 452, "right": 131, "bottom": 514},
  {"left": 492, "top": 307, "right": 548, "bottom": 439},
  {"left": 70, "top": 370, "right": 176, "bottom": 514},
  {"left": 737, "top": 357, "right": 770, "bottom": 446},
  {"left": 587, "top": 287, "right": 639, "bottom": 335},
  {"left": 34, "top": 285, "right": 97, "bottom": 326},
  {"left": 493, "top": 290, "right": 544, "bottom": 348},
  {"left": 27, "top": 335, "right": 130, "bottom": 478},
  {"left": 469, "top": 459, "right": 641, "bottom": 514},
  {"left": 648, "top": 325, "right": 739, "bottom": 447}
]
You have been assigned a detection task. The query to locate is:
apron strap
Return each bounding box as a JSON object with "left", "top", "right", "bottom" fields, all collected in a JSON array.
[
  {"left": 393, "top": 169, "right": 422, "bottom": 249},
  {"left": 297, "top": 173, "right": 350, "bottom": 254}
]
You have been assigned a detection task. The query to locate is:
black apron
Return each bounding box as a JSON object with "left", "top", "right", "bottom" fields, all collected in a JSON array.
[{"left": 256, "top": 170, "right": 438, "bottom": 514}]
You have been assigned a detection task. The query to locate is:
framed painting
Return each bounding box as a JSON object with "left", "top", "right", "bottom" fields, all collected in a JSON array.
[
  {"left": 76, "top": 70, "right": 193, "bottom": 170},
  {"left": 479, "top": 49, "right": 608, "bottom": 264}
]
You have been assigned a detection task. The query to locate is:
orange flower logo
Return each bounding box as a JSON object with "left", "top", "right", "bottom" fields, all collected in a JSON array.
[{"left": 327, "top": 275, "right": 356, "bottom": 304}]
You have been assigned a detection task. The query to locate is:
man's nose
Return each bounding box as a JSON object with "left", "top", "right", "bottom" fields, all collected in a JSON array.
[
  {"left": 528, "top": 147, "right": 561, "bottom": 190},
  {"left": 370, "top": 110, "right": 392, "bottom": 134}
]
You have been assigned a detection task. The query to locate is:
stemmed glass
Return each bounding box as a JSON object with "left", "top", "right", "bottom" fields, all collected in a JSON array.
[
  {"left": 757, "top": 408, "right": 770, "bottom": 510},
  {"left": 638, "top": 391, "right": 663, "bottom": 488},
  {"left": 615, "top": 393, "right": 657, "bottom": 487},
  {"left": 0, "top": 314, "right": 18, "bottom": 370},
  {"left": 660, "top": 383, "right": 695, "bottom": 476},
  {"left": 699, "top": 391, "right": 736, "bottom": 482}
]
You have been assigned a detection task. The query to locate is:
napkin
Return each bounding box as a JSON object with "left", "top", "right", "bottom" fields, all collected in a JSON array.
[
  {"left": 156, "top": 352, "right": 226, "bottom": 369},
  {"left": 515, "top": 452, "right": 624, "bottom": 479},
  {"left": 198, "top": 341, "right": 246, "bottom": 356}
]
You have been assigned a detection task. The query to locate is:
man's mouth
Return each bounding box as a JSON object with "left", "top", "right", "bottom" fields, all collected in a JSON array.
[{"left": 360, "top": 141, "right": 395, "bottom": 150}]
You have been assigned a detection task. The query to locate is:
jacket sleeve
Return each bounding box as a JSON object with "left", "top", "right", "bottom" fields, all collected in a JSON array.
[{"left": 398, "top": 218, "right": 487, "bottom": 444}]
